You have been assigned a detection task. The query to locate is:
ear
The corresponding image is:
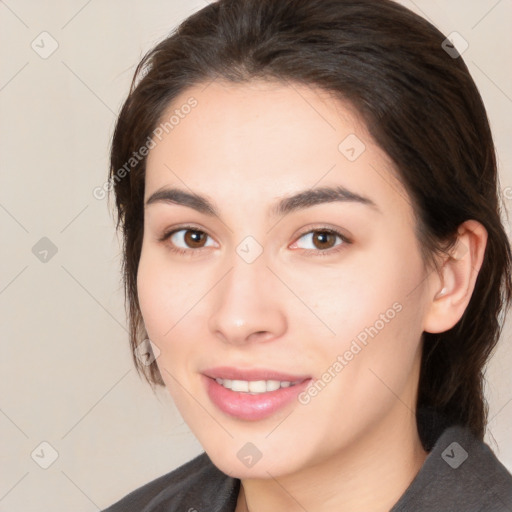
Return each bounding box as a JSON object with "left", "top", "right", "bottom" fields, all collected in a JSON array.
[{"left": 423, "top": 220, "right": 488, "bottom": 334}]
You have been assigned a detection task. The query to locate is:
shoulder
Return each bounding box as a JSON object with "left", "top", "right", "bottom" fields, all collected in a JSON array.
[
  {"left": 102, "top": 452, "right": 239, "bottom": 512},
  {"left": 392, "top": 422, "right": 512, "bottom": 511}
]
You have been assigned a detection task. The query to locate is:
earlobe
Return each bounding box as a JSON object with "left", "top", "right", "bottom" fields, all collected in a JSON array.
[{"left": 423, "top": 220, "right": 488, "bottom": 334}]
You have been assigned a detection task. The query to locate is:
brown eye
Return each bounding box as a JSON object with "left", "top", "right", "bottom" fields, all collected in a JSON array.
[
  {"left": 164, "top": 227, "right": 216, "bottom": 252},
  {"left": 311, "top": 231, "right": 337, "bottom": 250},
  {"left": 183, "top": 230, "right": 207, "bottom": 248},
  {"left": 291, "top": 228, "right": 351, "bottom": 256}
]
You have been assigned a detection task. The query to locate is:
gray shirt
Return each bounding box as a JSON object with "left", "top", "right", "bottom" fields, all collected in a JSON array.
[{"left": 103, "top": 413, "right": 512, "bottom": 511}]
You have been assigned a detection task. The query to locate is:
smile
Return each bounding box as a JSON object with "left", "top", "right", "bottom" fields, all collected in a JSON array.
[
  {"left": 202, "top": 367, "right": 312, "bottom": 421},
  {"left": 214, "top": 378, "right": 300, "bottom": 394}
]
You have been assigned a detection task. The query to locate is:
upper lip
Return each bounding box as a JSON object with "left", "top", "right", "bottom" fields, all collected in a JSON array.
[{"left": 203, "top": 366, "right": 311, "bottom": 382}]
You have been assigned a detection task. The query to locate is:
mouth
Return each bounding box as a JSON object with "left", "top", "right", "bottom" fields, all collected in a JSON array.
[
  {"left": 202, "top": 366, "right": 312, "bottom": 421},
  {"left": 213, "top": 377, "right": 302, "bottom": 394}
]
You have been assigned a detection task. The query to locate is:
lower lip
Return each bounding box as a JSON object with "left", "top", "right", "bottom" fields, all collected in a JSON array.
[{"left": 203, "top": 375, "right": 312, "bottom": 421}]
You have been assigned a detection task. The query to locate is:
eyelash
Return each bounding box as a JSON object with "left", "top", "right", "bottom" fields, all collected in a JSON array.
[{"left": 158, "top": 224, "right": 352, "bottom": 258}]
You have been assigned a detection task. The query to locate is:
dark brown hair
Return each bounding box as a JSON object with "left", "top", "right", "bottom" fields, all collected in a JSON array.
[{"left": 109, "top": 0, "right": 512, "bottom": 441}]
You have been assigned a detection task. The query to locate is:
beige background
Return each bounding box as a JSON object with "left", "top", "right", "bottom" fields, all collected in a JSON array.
[{"left": 0, "top": 1, "right": 511, "bottom": 510}]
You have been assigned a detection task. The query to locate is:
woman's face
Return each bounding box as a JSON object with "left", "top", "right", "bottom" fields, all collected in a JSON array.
[{"left": 138, "top": 81, "right": 435, "bottom": 478}]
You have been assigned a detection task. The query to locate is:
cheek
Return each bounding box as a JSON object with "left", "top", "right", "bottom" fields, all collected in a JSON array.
[
  {"left": 136, "top": 247, "right": 211, "bottom": 385},
  {"left": 283, "top": 245, "right": 417, "bottom": 344},
  {"left": 136, "top": 258, "right": 169, "bottom": 337},
  {"left": 294, "top": 236, "right": 426, "bottom": 382},
  {"left": 137, "top": 247, "right": 198, "bottom": 337},
  {"left": 309, "top": 252, "right": 426, "bottom": 406}
]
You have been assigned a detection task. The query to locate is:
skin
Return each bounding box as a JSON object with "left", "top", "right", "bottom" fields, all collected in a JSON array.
[{"left": 137, "top": 80, "right": 487, "bottom": 511}]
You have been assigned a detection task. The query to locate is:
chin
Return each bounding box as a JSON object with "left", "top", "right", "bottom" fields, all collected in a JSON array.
[
  {"left": 211, "top": 454, "right": 290, "bottom": 480},
  {"left": 203, "top": 438, "right": 310, "bottom": 480}
]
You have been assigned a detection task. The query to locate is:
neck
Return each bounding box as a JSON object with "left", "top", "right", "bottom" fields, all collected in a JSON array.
[{"left": 236, "top": 406, "right": 428, "bottom": 512}]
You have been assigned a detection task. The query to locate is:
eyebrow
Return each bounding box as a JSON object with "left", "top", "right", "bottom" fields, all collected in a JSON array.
[{"left": 145, "top": 185, "right": 380, "bottom": 218}]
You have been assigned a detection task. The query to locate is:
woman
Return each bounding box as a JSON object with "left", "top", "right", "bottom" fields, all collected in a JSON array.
[{"left": 103, "top": 0, "right": 512, "bottom": 510}]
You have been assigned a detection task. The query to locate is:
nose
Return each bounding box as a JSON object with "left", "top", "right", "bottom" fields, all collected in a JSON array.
[{"left": 207, "top": 253, "right": 288, "bottom": 346}]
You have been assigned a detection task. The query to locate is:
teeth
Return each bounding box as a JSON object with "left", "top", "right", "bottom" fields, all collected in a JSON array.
[
  {"left": 248, "top": 380, "right": 267, "bottom": 393},
  {"left": 215, "top": 378, "right": 296, "bottom": 394},
  {"left": 231, "top": 380, "right": 249, "bottom": 392},
  {"left": 266, "top": 380, "right": 281, "bottom": 391}
]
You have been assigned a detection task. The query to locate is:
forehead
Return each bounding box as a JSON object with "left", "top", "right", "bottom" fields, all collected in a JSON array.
[
  {"left": 144, "top": 80, "right": 410, "bottom": 217},
  {"left": 147, "top": 80, "right": 361, "bottom": 172}
]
